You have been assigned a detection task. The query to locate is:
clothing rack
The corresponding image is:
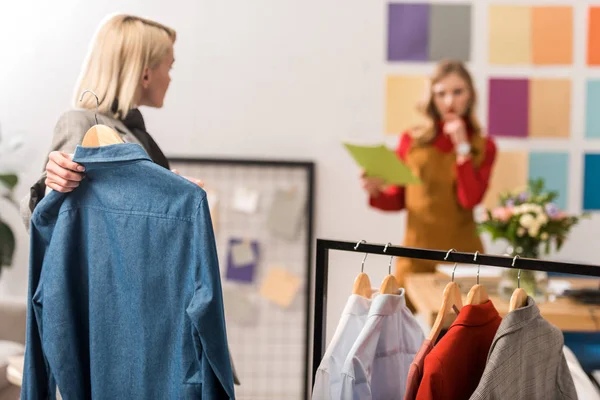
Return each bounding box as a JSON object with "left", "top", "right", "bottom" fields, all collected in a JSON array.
[{"left": 312, "top": 238, "right": 600, "bottom": 382}]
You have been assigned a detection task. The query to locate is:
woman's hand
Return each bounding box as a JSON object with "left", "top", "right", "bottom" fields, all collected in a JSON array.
[
  {"left": 45, "top": 151, "right": 85, "bottom": 193},
  {"left": 171, "top": 169, "right": 204, "bottom": 187},
  {"left": 360, "top": 170, "right": 385, "bottom": 197},
  {"left": 443, "top": 114, "right": 468, "bottom": 147}
]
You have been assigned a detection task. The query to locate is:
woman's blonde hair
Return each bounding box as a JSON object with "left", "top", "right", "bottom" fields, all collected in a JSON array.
[
  {"left": 74, "top": 14, "right": 176, "bottom": 119},
  {"left": 411, "top": 60, "right": 482, "bottom": 145}
]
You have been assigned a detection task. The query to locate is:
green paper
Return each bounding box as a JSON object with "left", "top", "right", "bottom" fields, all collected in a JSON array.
[{"left": 343, "top": 142, "right": 420, "bottom": 185}]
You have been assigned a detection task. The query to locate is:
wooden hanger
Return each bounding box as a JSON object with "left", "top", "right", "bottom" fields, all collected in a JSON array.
[
  {"left": 466, "top": 251, "right": 489, "bottom": 305},
  {"left": 352, "top": 240, "right": 373, "bottom": 298},
  {"left": 379, "top": 242, "right": 399, "bottom": 295},
  {"left": 509, "top": 256, "right": 528, "bottom": 311},
  {"left": 79, "top": 90, "right": 124, "bottom": 147},
  {"left": 427, "top": 249, "right": 463, "bottom": 342}
]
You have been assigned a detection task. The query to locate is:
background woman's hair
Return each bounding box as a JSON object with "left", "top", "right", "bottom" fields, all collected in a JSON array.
[
  {"left": 74, "top": 14, "right": 176, "bottom": 119},
  {"left": 410, "top": 60, "right": 482, "bottom": 144}
]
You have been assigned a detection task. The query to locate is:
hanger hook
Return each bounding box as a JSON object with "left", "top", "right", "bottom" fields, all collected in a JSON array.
[
  {"left": 512, "top": 255, "right": 521, "bottom": 289},
  {"left": 383, "top": 242, "right": 393, "bottom": 274},
  {"left": 474, "top": 251, "right": 480, "bottom": 285},
  {"left": 79, "top": 89, "right": 100, "bottom": 125},
  {"left": 445, "top": 248, "right": 457, "bottom": 282},
  {"left": 355, "top": 240, "right": 368, "bottom": 273}
]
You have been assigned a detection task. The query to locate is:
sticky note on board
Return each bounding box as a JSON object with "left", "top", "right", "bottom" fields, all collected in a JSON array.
[
  {"left": 528, "top": 152, "right": 569, "bottom": 210},
  {"left": 226, "top": 238, "right": 260, "bottom": 283},
  {"left": 428, "top": 4, "right": 471, "bottom": 62},
  {"left": 489, "top": 5, "right": 531, "bottom": 64},
  {"left": 267, "top": 187, "right": 306, "bottom": 240},
  {"left": 233, "top": 187, "right": 259, "bottom": 214},
  {"left": 586, "top": 80, "right": 600, "bottom": 138},
  {"left": 488, "top": 78, "right": 529, "bottom": 138},
  {"left": 583, "top": 154, "right": 600, "bottom": 211},
  {"left": 259, "top": 267, "right": 302, "bottom": 308},
  {"left": 385, "top": 75, "right": 429, "bottom": 134},
  {"left": 343, "top": 143, "right": 420, "bottom": 185},
  {"left": 588, "top": 7, "right": 600, "bottom": 66},
  {"left": 222, "top": 285, "right": 259, "bottom": 326},
  {"left": 231, "top": 242, "right": 255, "bottom": 267}
]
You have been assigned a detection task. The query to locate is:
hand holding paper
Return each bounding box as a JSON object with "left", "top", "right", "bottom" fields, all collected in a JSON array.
[{"left": 343, "top": 142, "right": 420, "bottom": 185}]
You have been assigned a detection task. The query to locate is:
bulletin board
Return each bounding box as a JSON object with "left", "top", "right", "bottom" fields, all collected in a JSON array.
[
  {"left": 169, "top": 157, "right": 315, "bottom": 400},
  {"left": 384, "top": 1, "right": 600, "bottom": 214}
]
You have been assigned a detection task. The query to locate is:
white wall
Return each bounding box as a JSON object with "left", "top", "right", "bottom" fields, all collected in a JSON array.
[{"left": 2, "top": 0, "right": 600, "bottom": 353}]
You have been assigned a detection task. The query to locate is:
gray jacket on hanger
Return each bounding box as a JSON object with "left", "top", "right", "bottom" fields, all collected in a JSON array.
[{"left": 470, "top": 296, "right": 577, "bottom": 400}]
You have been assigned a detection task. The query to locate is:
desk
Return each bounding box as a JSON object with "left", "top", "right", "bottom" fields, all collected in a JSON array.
[{"left": 405, "top": 273, "right": 600, "bottom": 332}]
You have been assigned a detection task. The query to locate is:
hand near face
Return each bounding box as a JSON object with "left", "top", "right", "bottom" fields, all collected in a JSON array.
[{"left": 443, "top": 114, "right": 468, "bottom": 146}]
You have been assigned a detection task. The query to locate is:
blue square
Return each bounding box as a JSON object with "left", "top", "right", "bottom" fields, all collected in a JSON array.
[
  {"left": 585, "top": 80, "right": 600, "bottom": 138},
  {"left": 529, "top": 152, "right": 568, "bottom": 210},
  {"left": 583, "top": 154, "right": 600, "bottom": 210}
]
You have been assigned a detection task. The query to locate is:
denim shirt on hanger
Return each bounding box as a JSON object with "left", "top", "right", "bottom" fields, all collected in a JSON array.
[{"left": 21, "top": 143, "right": 235, "bottom": 399}]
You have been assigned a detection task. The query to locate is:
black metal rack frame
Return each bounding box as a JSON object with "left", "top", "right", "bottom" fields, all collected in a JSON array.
[{"left": 312, "top": 238, "right": 600, "bottom": 381}]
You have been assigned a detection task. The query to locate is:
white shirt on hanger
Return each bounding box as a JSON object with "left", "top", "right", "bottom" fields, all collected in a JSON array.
[
  {"left": 339, "top": 289, "right": 425, "bottom": 400},
  {"left": 312, "top": 293, "right": 375, "bottom": 400},
  {"left": 563, "top": 345, "right": 600, "bottom": 400}
]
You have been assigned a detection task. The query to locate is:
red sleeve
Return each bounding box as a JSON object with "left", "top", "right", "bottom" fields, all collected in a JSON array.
[
  {"left": 369, "top": 133, "right": 412, "bottom": 211},
  {"left": 455, "top": 137, "right": 497, "bottom": 209},
  {"left": 415, "top": 355, "right": 443, "bottom": 400}
]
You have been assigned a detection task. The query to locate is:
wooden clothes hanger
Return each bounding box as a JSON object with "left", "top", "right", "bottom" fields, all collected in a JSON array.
[
  {"left": 379, "top": 242, "right": 399, "bottom": 295},
  {"left": 352, "top": 240, "right": 373, "bottom": 298},
  {"left": 509, "top": 256, "right": 528, "bottom": 312},
  {"left": 79, "top": 90, "right": 124, "bottom": 147},
  {"left": 466, "top": 251, "right": 489, "bottom": 305},
  {"left": 427, "top": 249, "right": 463, "bottom": 343}
]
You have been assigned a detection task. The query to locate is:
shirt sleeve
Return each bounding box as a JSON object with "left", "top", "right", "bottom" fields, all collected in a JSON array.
[
  {"left": 185, "top": 196, "right": 235, "bottom": 399},
  {"left": 21, "top": 219, "right": 55, "bottom": 399},
  {"left": 455, "top": 137, "right": 497, "bottom": 209},
  {"left": 368, "top": 133, "right": 412, "bottom": 211},
  {"left": 415, "top": 355, "right": 443, "bottom": 400}
]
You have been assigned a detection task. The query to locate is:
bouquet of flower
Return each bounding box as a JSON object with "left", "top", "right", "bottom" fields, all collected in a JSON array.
[{"left": 478, "top": 179, "right": 588, "bottom": 258}]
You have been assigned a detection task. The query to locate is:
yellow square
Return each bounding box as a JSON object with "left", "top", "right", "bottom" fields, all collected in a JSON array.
[
  {"left": 529, "top": 79, "right": 571, "bottom": 138},
  {"left": 385, "top": 75, "right": 428, "bottom": 135},
  {"left": 489, "top": 6, "right": 532, "bottom": 64},
  {"left": 259, "top": 267, "right": 301, "bottom": 308},
  {"left": 483, "top": 151, "right": 528, "bottom": 210}
]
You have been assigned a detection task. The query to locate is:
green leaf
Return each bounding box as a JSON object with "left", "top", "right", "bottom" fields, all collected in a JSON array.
[
  {"left": 0, "top": 219, "right": 15, "bottom": 267},
  {"left": 0, "top": 174, "right": 18, "bottom": 190}
]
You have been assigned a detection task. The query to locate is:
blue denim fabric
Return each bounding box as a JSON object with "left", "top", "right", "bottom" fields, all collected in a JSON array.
[{"left": 22, "top": 143, "right": 235, "bottom": 399}]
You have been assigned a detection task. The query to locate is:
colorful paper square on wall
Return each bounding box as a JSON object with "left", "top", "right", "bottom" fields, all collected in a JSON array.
[
  {"left": 583, "top": 154, "right": 600, "bottom": 211},
  {"left": 529, "top": 79, "right": 571, "bottom": 138},
  {"left": 387, "top": 3, "right": 471, "bottom": 62},
  {"left": 489, "top": 6, "right": 531, "bottom": 64},
  {"left": 586, "top": 80, "right": 600, "bottom": 138},
  {"left": 528, "top": 152, "right": 569, "bottom": 210},
  {"left": 385, "top": 75, "right": 428, "bottom": 134},
  {"left": 428, "top": 4, "right": 471, "bottom": 62},
  {"left": 488, "top": 78, "right": 529, "bottom": 137},
  {"left": 387, "top": 3, "right": 430, "bottom": 61},
  {"left": 587, "top": 7, "right": 600, "bottom": 66},
  {"left": 531, "top": 7, "right": 573, "bottom": 65},
  {"left": 483, "top": 151, "right": 528, "bottom": 210}
]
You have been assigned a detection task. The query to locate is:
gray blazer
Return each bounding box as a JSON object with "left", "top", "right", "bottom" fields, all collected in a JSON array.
[
  {"left": 19, "top": 109, "right": 144, "bottom": 230},
  {"left": 470, "top": 297, "right": 577, "bottom": 400}
]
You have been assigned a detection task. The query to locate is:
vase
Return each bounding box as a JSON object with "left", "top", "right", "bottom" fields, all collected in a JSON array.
[{"left": 497, "top": 245, "right": 549, "bottom": 304}]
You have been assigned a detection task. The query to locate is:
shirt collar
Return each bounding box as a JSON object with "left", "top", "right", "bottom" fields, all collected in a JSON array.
[
  {"left": 344, "top": 292, "right": 378, "bottom": 316},
  {"left": 73, "top": 143, "right": 151, "bottom": 166},
  {"left": 368, "top": 288, "right": 406, "bottom": 316},
  {"left": 494, "top": 296, "right": 540, "bottom": 337},
  {"left": 451, "top": 299, "right": 500, "bottom": 328}
]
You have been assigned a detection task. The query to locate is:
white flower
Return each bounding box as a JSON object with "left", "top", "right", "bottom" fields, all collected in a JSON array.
[
  {"left": 528, "top": 225, "right": 540, "bottom": 237},
  {"left": 536, "top": 213, "right": 548, "bottom": 225},
  {"left": 541, "top": 232, "right": 549, "bottom": 240},
  {"left": 517, "top": 227, "right": 526, "bottom": 236},
  {"left": 519, "top": 214, "right": 535, "bottom": 229}
]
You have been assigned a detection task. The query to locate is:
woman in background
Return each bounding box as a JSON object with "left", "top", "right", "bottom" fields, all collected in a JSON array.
[
  {"left": 20, "top": 14, "right": 202, "bottom": 226},
  {"left": 361, "top": 60, "right": 497, "bottom": 290}
]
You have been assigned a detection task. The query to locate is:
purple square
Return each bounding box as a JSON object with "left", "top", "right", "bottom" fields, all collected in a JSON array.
[
  {"left": 225, "top": 238, "right": 259, "bottom": 284},
  {"left": 387, "top": 3, "right": 430, "bottom": 62},
  {"left": 488, "top": 78, "right": 529, "bottom": 137}
]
